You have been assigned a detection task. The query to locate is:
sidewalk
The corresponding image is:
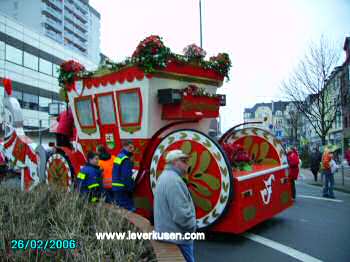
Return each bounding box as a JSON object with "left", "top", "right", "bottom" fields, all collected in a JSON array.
[{"left": 299, "top": 166, "right": 350, "bottom": 194}]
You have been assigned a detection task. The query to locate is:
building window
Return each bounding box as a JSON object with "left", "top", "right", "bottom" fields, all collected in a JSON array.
[
  {"left": 39, "top": 96, "right": 51, "bottom": 112},
  {"left": 23, "top": 93, "right": 39, "bottom": 110},
  {"left": 5, "top": 44, "right": 23, "bottom": 65},
  {"left": 39, "top": 58, "right": 53, "bottom": 75},
  {"left": 12, "top": 90, "right": 23, "bottom": 102},
  {"left": 23, "top": 51, "right": 38, "bottom": 71},
  {"left": 53, "top": 64, "right": 60, "bottom": 77}
]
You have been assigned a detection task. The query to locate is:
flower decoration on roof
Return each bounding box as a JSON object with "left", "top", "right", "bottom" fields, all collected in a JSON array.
[
  {"left": 183, "top": 44, "right": 207, "bottom": 60},
  {"left": 58, "top": 60, "right": 85, "bottom": 87},
  {"left": 209, "top": 53, "right": 232, "bottom": 80},
  {"left": 131, "top": 35, "right": 171, "bottom": 73},
  {"left": 58, "top": 35, "right": 233, "bottom": 96},
  {"left": 58, "top": 60, "right": 86, "bottom": 102}
]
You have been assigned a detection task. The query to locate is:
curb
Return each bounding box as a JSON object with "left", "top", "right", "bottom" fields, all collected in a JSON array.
[
  {"left": 306, "top": 182, "right": 350, "bottom": 194},
  {"left": 105, "top": 205, "right": 185, "bottom": 262}
]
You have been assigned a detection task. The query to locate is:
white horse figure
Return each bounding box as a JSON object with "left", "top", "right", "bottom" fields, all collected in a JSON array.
[{"left": 1, "top": 92, "right": 41, "bottom": 191}]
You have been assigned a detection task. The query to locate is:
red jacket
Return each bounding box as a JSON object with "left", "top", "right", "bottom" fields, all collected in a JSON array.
[
  {"left": 345, "top": 149, "right": 350, "bottom": 165},
  {"left": 56, "top": 109, "right": 74, "bottom": 138},
  {"left": 287, "top": 149, "right": 300, "bottom": 180}
]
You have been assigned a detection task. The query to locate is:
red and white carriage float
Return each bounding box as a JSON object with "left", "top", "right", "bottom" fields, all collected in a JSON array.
[{"left": 1, "top": 36, "right": 295, "bottom": 234}]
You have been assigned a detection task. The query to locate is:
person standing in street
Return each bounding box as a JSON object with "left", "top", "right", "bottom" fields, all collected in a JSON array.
[
  {"left": 345, "top": 148, "right": 350, "bottom": 166},
  {"left": 310, "top": 147, "right": 322, "bottom": 182},
  {"left": 111, "top": 140, "right": 136, "bottom": 211},
  {"left": 323, "top": 150, "right": 337, "bottom": 199},
  {"left": 287, "top": 147, "right": 300, "bottom": 200},
  {"left": 97, "top": 145, "right": 116, "bottom": 204},
  {"left": 77, "top": 151, "right": 102, "bottom": 203},
  {"left": 154, "top": 150, "right": 197, "bottom": 262}
]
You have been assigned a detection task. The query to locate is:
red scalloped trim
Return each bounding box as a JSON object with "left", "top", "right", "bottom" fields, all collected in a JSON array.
[
  {"left": 82, "top": 67, "right": 146, "bottom": 89},
  {"left": 71, "top": 62, "right": 222, "bottom": 92}
]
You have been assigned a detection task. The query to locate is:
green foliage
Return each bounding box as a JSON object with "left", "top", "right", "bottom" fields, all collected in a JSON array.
[{"left": 0, "top": 186, "right": 155, "bottom": 261}]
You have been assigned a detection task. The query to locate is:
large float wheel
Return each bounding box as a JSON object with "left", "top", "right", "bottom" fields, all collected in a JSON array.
[
  {"left": 45, "top": 151, "right": 74, "bottom": 192},
  {"left": 150, "top": 129, "right": 233, "bottom": 230},
  {"left": 220, "top": 127, "right": 287, "bottom": 165}
]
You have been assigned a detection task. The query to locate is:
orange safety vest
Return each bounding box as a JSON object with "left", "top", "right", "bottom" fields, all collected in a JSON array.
[{"left": 99, "top": 155, "right": 115, "bottom": 189}]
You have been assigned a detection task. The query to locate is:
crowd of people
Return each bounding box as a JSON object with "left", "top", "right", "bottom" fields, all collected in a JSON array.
[
  {"left": 76, "top": 140, "right": 136, "bottom": 211},
  {"left": 308, "top": 146, "right": 350, "bottom": 199},
  {"left": 76, "top": 144, "right": 196, "bottom": 261}
]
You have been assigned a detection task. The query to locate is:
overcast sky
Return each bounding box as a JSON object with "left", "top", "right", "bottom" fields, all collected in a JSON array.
[{"left": 90, "top": 0, "right": 350, "bottom": 132}]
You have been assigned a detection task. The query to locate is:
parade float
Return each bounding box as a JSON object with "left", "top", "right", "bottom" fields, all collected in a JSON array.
[{"left": 0, "top": 36, "right": 297, "bottom": 234}]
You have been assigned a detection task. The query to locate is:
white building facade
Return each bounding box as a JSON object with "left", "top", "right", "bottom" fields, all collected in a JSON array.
[
  {"left": 0, "top": 11, "right": 99, "bottom": 143},
  {"left": 0, "top": 0, "right": 100, "bottom": 64}
]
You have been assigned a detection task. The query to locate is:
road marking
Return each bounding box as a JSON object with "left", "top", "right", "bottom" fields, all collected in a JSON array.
[
  {"left": 243, "top": 233, "right": 323, "bottom": 262},
  {"left": 298, "top": 195, "right": 343, "bottom": 203}
]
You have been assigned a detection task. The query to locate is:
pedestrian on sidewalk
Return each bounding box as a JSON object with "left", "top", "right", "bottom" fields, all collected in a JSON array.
[
  {"left": 154, "top": 150, "right": 196, "bottom": 262},
  {"left": 345, "top": 148, "right": 350, "bottom": 166},
  {"left": 322, "top": 148, "right": 336, "bottom": 198},
  {"left": 310, "top": 147, "right": 322, "bottom": 182}
]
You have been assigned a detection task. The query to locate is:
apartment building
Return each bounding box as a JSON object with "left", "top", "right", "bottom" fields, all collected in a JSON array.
[
  {"left": 0, "top": 10, "right": 99, "bottom": 143},
  {"left": 0, "top": 0, "right": 100, "bottom": 65},
  {"left": 243, "top": 101, "right": 291, "bottom": 143}
]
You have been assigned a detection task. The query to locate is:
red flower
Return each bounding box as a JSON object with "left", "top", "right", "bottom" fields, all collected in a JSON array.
[
  {"left": 60, "top": 60, "right": 85, "bottom": 73},
  {"left": 132, "top": 35, "right": 165, "bottom": 58},
  {"left": 3, "top": 78, "right": 13, "bottom": 96}
]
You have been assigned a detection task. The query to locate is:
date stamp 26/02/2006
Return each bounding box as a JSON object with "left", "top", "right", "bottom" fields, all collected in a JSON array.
[{"left": 10, "top": 239, "right": 79, "bottom": 251}]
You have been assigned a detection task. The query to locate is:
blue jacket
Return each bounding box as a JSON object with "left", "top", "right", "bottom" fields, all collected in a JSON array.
[
  {"left": 112, "top": 149, "right": 135, "bottom": 210},
  {"left": 77, "top": 163, "right": 102, "bottom": 193},
  {"left": 112, "top": 149, "right": 135, "bottom": 192}
]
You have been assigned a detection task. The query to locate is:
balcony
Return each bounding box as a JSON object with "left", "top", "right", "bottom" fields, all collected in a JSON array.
[
  {"left": 64, "top": 30, "right": 87, "bottom": 49},
  {"left": 73, "top": 5, "right": 88, "bottom": 22},
  {"left": 43, "top": 16, "right": 62, "bottom": 32},
  {"left": 64, "top": 0, "right": 75, "bottom": 12},
  {"left": 65, "top": 42, "right": 87, "bottom": 56},
  {"left": 64, "top": 10, "right": 75, "bottom": 23},
  {"left": 74, "top": 26, "right": 88, "bottom": 39},
  {"left": 75, "top": 37, "right": 87, "bottom": 48},
  {"left": 45, "top": 28, "right": 62, "bottom": 43},
  {"left": 47, "top": 0, "right": 63, "bottom": 10},
  {"left": 76, "top": 0, "right": 89, "bottom": 11},
  {"left": 74, "top": 16, "right": 88, "bottom": 30},
  {"left": 64, "top": 21, "right": 75, "bottom": 32},
  {"left": 42, "top": 4, "right": 62, "bottom": 20}
]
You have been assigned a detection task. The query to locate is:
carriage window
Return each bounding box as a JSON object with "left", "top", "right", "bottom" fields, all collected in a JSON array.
[
  {"left": 75, "top": 96, "right": 95, "bottom": 127},
  {"left": 117, "top": 89, "right": 142, "bottom": 125},
  {"left": 97, "top": 94, "right": 116, "bottom": 125}
]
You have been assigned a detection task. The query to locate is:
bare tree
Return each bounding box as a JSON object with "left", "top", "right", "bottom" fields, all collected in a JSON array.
[
  {"left": 283, "top": 107, "right": 302, "bottom": 147},
  {"left": 281, "top": 36, "right": 342, "bottom": 145}
]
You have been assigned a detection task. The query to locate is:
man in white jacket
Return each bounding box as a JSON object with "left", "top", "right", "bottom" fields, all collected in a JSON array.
[{"left": 154, "top": 150, "right": 196, "bottom": 262}]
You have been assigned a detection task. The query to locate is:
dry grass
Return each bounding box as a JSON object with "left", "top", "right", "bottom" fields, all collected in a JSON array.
[{"left": 0, "top": 185, "right": 156, "bottom": 261}]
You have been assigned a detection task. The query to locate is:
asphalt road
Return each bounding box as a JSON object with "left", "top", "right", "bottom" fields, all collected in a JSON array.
[{"left": 195, "top": 182, "right": 350, "bottom": 262}]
